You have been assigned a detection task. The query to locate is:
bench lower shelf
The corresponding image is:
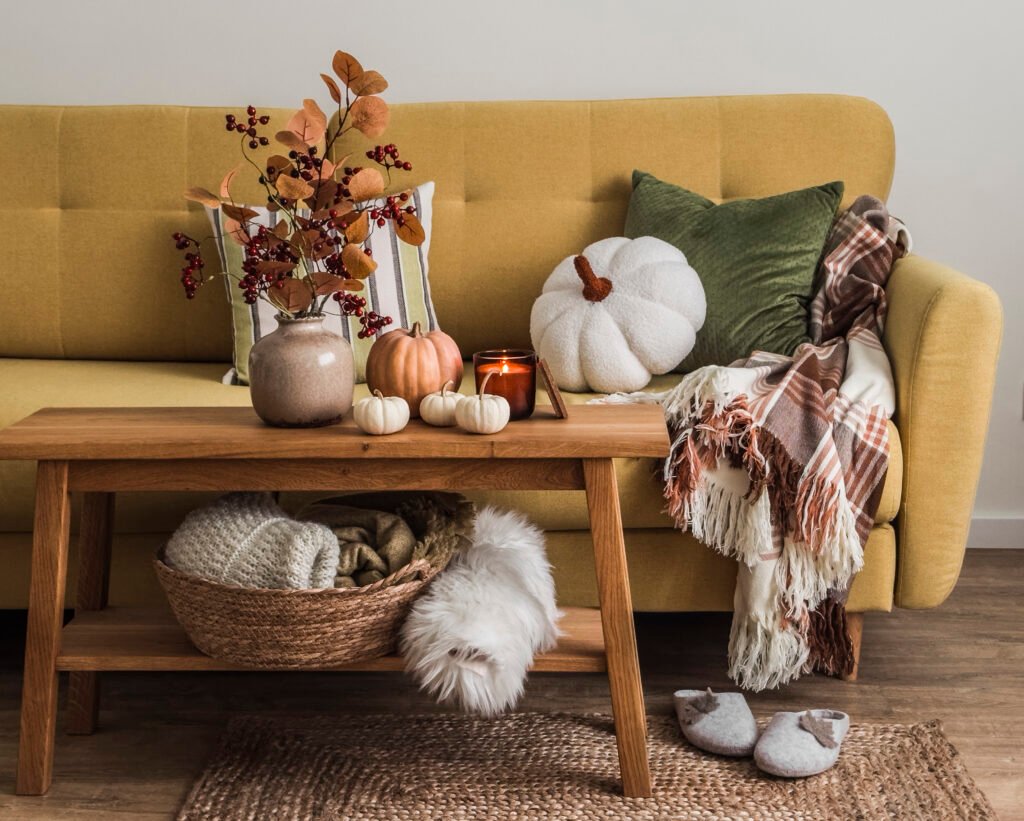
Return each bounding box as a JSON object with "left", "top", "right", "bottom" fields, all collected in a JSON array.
[{"left": 56, "top": 606, "right": 607, "bottom": 674}]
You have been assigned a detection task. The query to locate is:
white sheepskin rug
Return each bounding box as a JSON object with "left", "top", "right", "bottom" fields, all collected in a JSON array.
[{"left": 399, "top": 507, "right": 562, "bottom": 716}]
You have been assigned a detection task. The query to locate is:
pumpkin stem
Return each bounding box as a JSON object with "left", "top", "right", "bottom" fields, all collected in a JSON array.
[
  {"left": 479, "top": 370, "right": 496, "bottom": 397},
  {"left": 410, "top": 321, "right": 423, "bottom": 338},
  {"left": 373, "top": 389, "right": 385, "bottom": 399},
  {"left": 440, "top": 379, "right": 453, "bottom": 396},
  {"left": 574, "top": 255, "right": 613, "bottom": 302}
]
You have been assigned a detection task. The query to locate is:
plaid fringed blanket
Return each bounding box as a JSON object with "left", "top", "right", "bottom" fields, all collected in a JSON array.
[{"left": 603, "top": 195, "right": 910, "bottom": 689}]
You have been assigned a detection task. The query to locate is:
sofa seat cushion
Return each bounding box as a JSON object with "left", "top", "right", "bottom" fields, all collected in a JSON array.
[
  {"left": 0, "top": 524, "right": 895, "bottom": 612},
  {"left": 0, "top": 361, "right": 902, "bottom": 533}
]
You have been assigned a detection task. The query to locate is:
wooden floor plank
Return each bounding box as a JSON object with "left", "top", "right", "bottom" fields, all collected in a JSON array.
[{"left": 0, "top": 548, "right": 1019, "bottom": 818}]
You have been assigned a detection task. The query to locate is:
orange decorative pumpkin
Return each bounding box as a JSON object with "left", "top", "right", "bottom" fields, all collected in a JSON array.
[{"left": 366, "top": 322, "right": 463, "bottom": 417}]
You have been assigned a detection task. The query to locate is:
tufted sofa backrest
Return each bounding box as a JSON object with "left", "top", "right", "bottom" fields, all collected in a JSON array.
[{"left": 0, "top": 95, "right": 893, "bottom": 360}]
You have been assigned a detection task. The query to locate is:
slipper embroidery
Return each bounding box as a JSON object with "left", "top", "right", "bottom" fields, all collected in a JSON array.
[
  {"left": 798, "top": 711, "right": 838, "bottom": 748},
  {"left": 678, "top": 687, "right": 720, "bottom": 725}
]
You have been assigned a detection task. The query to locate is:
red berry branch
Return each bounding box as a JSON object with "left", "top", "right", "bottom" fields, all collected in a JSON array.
[
  {"left": 225, "top": 105, "right": 271, "bottom": 149},
  {"left": 172, "top": 50, "right": 425, "bottom": 339}
]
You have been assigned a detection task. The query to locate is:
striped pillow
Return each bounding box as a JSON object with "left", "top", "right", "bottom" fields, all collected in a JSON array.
[{"left": 206, "top": 181, "right": 438, "bottom": 384}]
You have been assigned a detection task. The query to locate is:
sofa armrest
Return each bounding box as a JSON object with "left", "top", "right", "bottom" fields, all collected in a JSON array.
[{"left": 883, "top": 254, "right": 1002, "bottom": 609}]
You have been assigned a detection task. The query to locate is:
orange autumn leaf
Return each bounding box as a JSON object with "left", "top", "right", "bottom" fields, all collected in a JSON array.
[
  {"left": 346, "top": 167, "right": 385, "bottom": 201},
  {"left": 254, "top": 260, "right": 297, "bottom": 277},
  {"left": 289, "top": 227, "right": 320, "bottom": 256},
  {"left": 310, "top": 271, "right": 345, "bottom": 296},
  {"left": 275, "top": 130, "right": 308, "bottom": 151},
  {"left": 286, "top": 99, "right": 327, "bottom": 145},
  {"left": 183, "top": 186, "right": 221, "bottom": 208},
  {"left": 350, "top": 95, "right": 389, "bottom": 137},
  {"left": 332, "top": 202, "right": 356, "bottom": 221},
  {"left": 275, "top": 174, "right": 314, "bottom": 201},
  {"left": 350, "top": 70, "right": 388, "bottom": 96},
  {"left": 219, "top": 165, "right": 242, "bottom": 200},
  {"left": 223, "top": 217, "right": 249, "bottom": 245},
  {"left": 221, "top": 203, "right": 259, "bottom": 221},
  {"left": 332, "top": 50, "right": 364, "bottom": 87},
  {"left": 344, "top": 210, "right": 370, "bottom": 243},
  {"left": 265, "top": 155, "right": 292, "bottom": 180},
  {"left": 310, "top": 272, "right": 364, "bottom": 295},
  {"left": 320, "top": 73, "right": 343, "bottom": 104},
  {"left": 267, "top": 277, "right": 313, "bottom": 314},
  {"left": 342, "top": 243, "right": 378, "bottom": 279},
  {"left": 316, "top": 201, "right": 355, "bottom": 223},
  {"left": 307, "top": 179, "right": 340, "bottom": 211},
  {"left": 395, "top": 213, "right": 426, "bottom": 246}
]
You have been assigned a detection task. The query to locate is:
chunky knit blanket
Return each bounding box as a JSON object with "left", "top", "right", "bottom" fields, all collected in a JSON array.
[
  {"left": 166, "top": 492, "right": 340, "bottom": 589},
  {"left": 605, "top": 195, "right": 909, "bottom": 689}
]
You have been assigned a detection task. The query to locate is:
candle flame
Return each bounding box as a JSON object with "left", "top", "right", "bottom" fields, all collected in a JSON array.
[{"left": 501, "top": 363, "right": 509, "bottom": 374}]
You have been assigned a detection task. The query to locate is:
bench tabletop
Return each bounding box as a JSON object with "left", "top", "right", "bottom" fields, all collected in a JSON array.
[{"left": 0, "top": 405, "right": 670, "bottom": 461}]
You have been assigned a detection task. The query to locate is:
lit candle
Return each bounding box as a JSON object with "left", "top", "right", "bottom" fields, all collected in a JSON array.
[{"left": 473, "top": 349, "right": 537, "bottom": 421}]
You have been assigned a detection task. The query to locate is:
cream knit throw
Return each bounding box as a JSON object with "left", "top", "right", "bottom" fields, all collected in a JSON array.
[{"left": 166, "top": 493, "right": 340, "bottom": 589}]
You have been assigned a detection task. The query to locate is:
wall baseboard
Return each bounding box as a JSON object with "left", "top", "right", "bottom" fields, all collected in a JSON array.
[{"left": 967, "top": 517, "right": 1024, "bottom": 549}]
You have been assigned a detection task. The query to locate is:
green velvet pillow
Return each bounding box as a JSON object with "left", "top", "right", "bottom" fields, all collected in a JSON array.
[{"left": 624, "top": 171, "right": 843, "bottom": 371}]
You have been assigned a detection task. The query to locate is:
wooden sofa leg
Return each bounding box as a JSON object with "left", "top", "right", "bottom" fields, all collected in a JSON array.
[{"left": 841, "top": 612, "right": 864, "bottom": 682}]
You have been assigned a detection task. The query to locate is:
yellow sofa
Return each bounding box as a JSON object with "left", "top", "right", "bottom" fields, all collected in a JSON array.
[{"left": 0, "top": 95, "right": 1001, "bottom": 620}]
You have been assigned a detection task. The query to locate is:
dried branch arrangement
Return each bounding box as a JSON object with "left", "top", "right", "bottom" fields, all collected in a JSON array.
[{"left": 173, "top": 50, "right": 424, "bottom": 339}]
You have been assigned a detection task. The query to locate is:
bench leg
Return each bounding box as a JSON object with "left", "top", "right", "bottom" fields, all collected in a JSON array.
[
  {"left": 841, "top": 612, "right": 864, "bottom": 682},
  {"left": 583, "top": 458, "right": 652, "bottom": 798},
  {"left": 67, "top": 492, "right": 115, "bottom": 735},
  {"left": 17, "top": 461, "right": 72, "bottom": 795}
]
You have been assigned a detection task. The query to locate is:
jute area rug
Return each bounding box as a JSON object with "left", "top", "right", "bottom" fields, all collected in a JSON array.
[{"left": 178, "top": 712, "right": 996, "bottom": 820}]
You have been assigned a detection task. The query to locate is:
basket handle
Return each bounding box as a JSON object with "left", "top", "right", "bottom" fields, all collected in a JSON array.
[{"left": 359, "top": 558, "right": 434, "bottom": 593}]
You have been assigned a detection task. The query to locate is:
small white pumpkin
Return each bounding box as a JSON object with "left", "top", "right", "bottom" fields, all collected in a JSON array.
[
  {"left": 530, "top": 236, "right": 706, "bottom": 393},
  {"left": 455, "top": 372, "right": 511, "bottom": 434},
  {"left": 419, "top": 380, "right": 461, "bottom": 427},
  {"left": 354, "top": 390, "right": 410, "bottom": 435}
]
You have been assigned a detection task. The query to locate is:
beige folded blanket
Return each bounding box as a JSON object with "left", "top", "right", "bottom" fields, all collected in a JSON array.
[
  {"left": 300, "top": 504, "right": 416, "bottom": 588},
  {"left": 298, "top": 492, "right": 473, "bottom": 589}
]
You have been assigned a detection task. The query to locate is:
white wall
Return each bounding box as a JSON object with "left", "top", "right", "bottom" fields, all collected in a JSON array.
[{"left": 1, "top": 0, "right": 1020, "bottom": 543}]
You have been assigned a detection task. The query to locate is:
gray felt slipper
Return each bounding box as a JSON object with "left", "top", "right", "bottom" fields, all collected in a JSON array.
[
  {"left": 754, "top": 709, "right": 850, "bottom": 777},
  {"left": 673, "top": 687, "right": 759, "bottom": 757}
]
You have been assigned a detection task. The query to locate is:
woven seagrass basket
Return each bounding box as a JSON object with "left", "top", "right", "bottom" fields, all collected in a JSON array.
[{"left": 154, "top": 555, "right": 441, "bottom": 669}]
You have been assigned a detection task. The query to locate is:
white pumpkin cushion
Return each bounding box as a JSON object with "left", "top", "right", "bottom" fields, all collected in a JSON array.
[{"left": 530, "top": 236, "right": 706, "bottom": 393}]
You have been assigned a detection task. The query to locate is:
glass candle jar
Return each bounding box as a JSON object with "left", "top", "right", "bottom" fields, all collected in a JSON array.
[{"left": 472, "top": 349, "right": 537, "bottom": 421}]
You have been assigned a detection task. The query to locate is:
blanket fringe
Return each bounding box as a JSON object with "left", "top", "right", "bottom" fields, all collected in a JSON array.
[
  {"left": 687, "top": 479, "right": 773, "bottom": 567},
  {"left": 592, "top": 390, "right": 669, "bottom": 406},
  {"left": 807, "top": 597, "right": 856, "bottom": 678},
  {"left": 660, "top": 366, "right": 735, "bottom": 420},
  {"left": 661, "top": 370, "right": 767, "bottom": 529},
  {"left": 777, "top": 504, "right": 864, "bottom": 622},
  {"left": 728, "top": 613, "right": 810, "bottom": 691}
]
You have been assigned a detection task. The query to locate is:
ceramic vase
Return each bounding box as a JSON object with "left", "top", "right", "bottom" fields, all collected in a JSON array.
[{"left": 248, "top": 314, "right": 354, "bottom": 427}]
